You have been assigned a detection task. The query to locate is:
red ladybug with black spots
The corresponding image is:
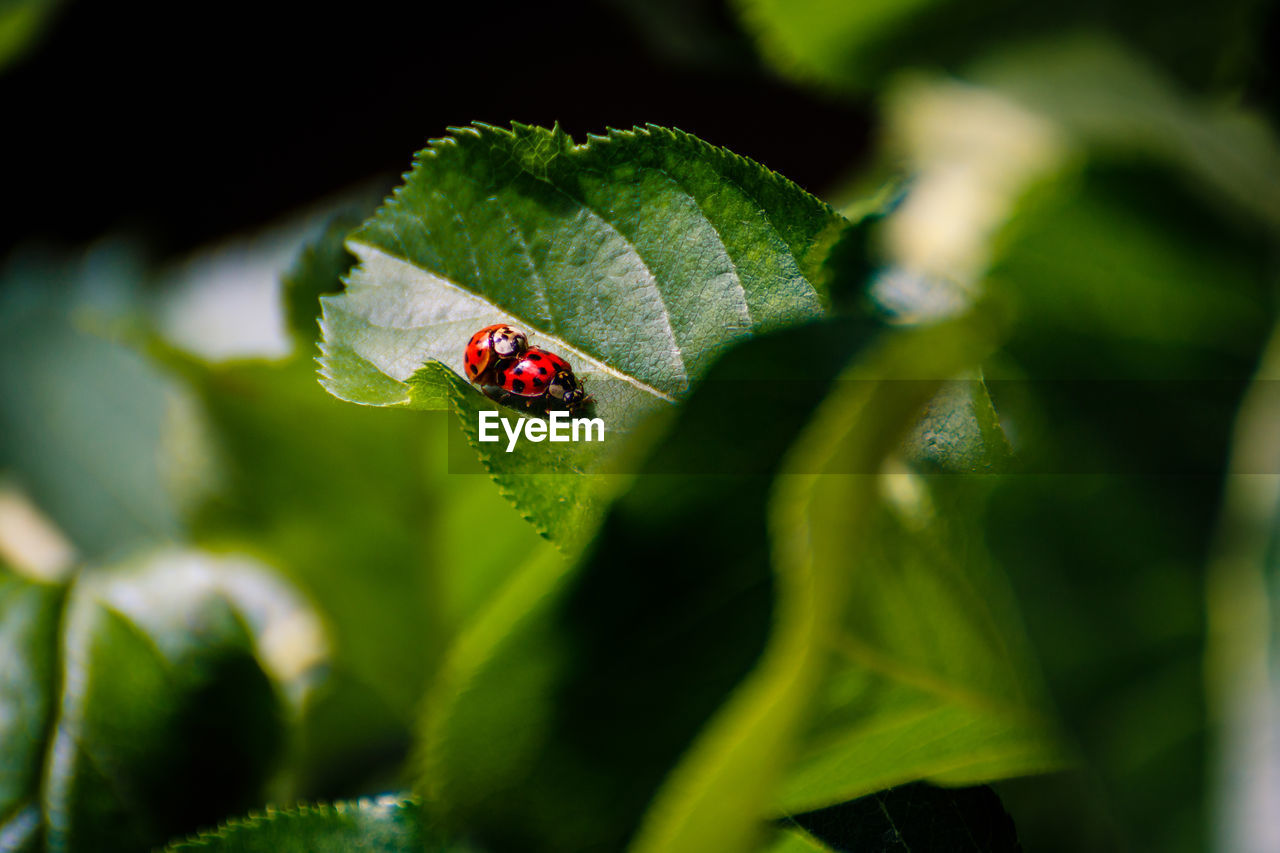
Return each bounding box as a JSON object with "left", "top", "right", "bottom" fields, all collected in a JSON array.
[
  {"left": 462, "top": 323, "right": 528, "bottom": 385},
  {"left": 494, "top": 347, "right": 591, "bottom": 412}
]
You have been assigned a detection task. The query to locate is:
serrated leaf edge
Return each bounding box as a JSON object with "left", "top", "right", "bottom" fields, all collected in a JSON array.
[
  {"left": 319, "top": 121, "right": 845, "bottom": 408},
  {"left": 160, "top": 794, "right": 421, "bottom": 851},
  {"left": 319, "top": 245, "right": 677, "bottom": 407}
]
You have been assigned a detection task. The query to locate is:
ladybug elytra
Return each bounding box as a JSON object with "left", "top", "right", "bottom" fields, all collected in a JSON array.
[
  {"left": 463, "top": 323, "right": 528, "bottom": 385},
  {"left": 494, "top": 347, "right": 590, "bottom": 412}
]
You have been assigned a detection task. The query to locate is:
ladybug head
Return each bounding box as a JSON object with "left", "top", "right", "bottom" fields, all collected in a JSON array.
[
  {"left": 491, "top": 326, "right": 528, "bottom": 358},
  {"left": 547, "top": 370, "right": 587, "bottom": 410}
]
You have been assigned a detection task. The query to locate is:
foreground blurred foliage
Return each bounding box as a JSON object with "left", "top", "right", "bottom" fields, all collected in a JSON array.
[
  {"left": 0, "top": 549, "right": 309, "bottom": 853},
  {"left": 1, "top": 1, "right": 1277, "bottom": 852}
]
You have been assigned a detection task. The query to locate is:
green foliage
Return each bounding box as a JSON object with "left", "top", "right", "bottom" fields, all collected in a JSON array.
[
  {"left": 631, "top": 319, "right": 1036, "bottom": 853},
  {"left": 422, "top": 321, "right": 870, "bottom": 851},
  {"left": 0, "top": 567, "right": 63, "bottom": 850},
  {"left": 405, "top": 361, "right": 622, "bottom": 547},
  {"left": 171, "top": 353, "right": 445, "bottom": 722},
  {"left": 967, "top": 36, "right": 1280, "bottom": 235},
  {"left": 163, "top": 796, "right": 448, "bottom": 853},
  {"left": 415, "top": 316, "right": 1057, "bottom": 852},
  {"left": 0, "top": 251, "right": 185, "bottom": 560},
  {"left": 159, "top": 349, "right": 548, "bottom": 798},
  {"left": 1204, "top": 319, "right": 1280, "bottom": 853},
  {"left": 902, "top": 377, "right": 1012, "bottom": 473},
  {"left": 737, "top": 0, "right": 1265, "bottom": 93},
  {"left": 5, "top": 0, "right": 1279, "bottom": 847},
  {"left": 775, "top": 477, "right": 1066, "bottom": 814},
  {"left": 140, "top": 215, "right": 544, "bottom": 791},
  {"left": 282, "top": 212, "right": 361, "bottom": 347},
  {"left": 0, "top": 0, "right": 61, "bottom": 72},
  {"left": 971, "top": 168, "right": 1272, "bottom": 851},
  {"left": 319, "top": 122, "right": 848, "bottom": 541},
  {"left": 725, "top": 13, "right": 1279, "bottom": 848},
  {"left": 0, "top": 551, "right": 309, "bottom": 853}
]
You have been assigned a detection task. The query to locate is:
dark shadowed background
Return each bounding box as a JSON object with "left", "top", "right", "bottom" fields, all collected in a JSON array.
[{"left": 1, "top": 0, "right": 872, "bottom": 259}]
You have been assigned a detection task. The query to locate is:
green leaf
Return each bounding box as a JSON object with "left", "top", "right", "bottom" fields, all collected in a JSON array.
[
  {"left": 737, "top": 0, "right": 941, "bottom": 91},
  {"left": 0, "top": 567, "right": 63, "bottom": 843},
  {"left": 162, "top": 795, "right": 453, "bottom": 853},
  {"left": 779, "top": 783, "right": 1022, "bottom": 852},
  {"left": 968, "top": 37, "right": 1280, "bottom": 235},
  {"left": 283, "top": 213, "right": 361, "bottom": 347},
  {"left": 41, "top": 549, "right": 306, "bottom": 853},
  {"left": 777, "top": 477, "right": 1070, "bottom": 810},
  {"left": 421, "top": 319, "right": 877, "bottom": 852},
  {"left": 319, "top": 122, "right": 847, "bottom": 538},
  {"left": 736, "top": 0, "right": 1265, "bottom": 94},
  {"left": 1205, "top": 321, "right": 1280, "bottom": 853},
  {"left": 0, "top": 0, "right": 62, "bottom": 72},
  {"left": 165, "top": 348, "right": 547, "bottom": 744},
  {"left": 903, "top": 376, "right": 1012, "bottom": 474},
  {"left": 0, "top": 249, "right": 186, "bottom": 559},
  {"left": 763, "top": 826, "right": 836, "bottom": 853},
  {"left": 323, "top": 122, "right": 841, "bottom": 405},
  {"left": 154, "top": 330, "right": 549, "bottom": 794},
  {"left": 172, "top": 353, "right": 446, "bottom": 719},
  {"left": 630, "top": 318, "right": 1052, "bottom": 853},
  {"left": 973, "top": 165, "right": 1274, "bottom": 850},
  {"left": 406, "top": 361, "right": 621, "bottom": 547}
]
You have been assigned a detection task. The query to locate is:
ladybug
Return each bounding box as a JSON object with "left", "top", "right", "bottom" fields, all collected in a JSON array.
[
  {"left": 463, "top": 323, "right": 528, "bottom": 385},
  {"left": 494, "top": 347, "right": 591, "bottom": 412}
]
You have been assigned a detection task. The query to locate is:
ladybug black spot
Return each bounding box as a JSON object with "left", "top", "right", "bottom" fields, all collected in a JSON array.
[
  {"left": 528, "top": 352, "right": 543, "bottom": 361},
  {"left": 514, "top": 367, "right": 524, "bottom": 375},
  {"left": 538, "top": 367, "right": 548, "bottom": 375},
  {"left": 469, "top": 364, "right": 478, "bottom": 374},
  {"left": 511, "top": 379, "right": 526, "bottom": 393}
]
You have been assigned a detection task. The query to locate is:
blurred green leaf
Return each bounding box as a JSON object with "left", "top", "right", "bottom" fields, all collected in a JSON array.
[
  {"left": 319, "top": 122, "right": 846, "bottom": 540},
  {"left": 421, "top": 319, "right": 877, "bottom": 852},
  {"left": 40, "top": 549, "right": 305, "bottom": 853},
  {"left": 776, "top": 782, "right": 1022, "bottom": 852},
  {"left": 750, "top": 320, "right": 1031, "bottom": 819},
  {"left": 736, "top": 0, "right": 1265, "bottom": 94},
  {"left": 174, "top": 354, "right": 444, "bottom": 720},
  {"left": 162, "top": 795, "right": 449, "bottom": 853},
  {"left": 282, "top": 213, "right": 360, "bottom": 348},
  {"left": 632, "top": 319, "right": 1024, "bottom": 853},
  {"left": 0, "top": 0, "right": 62, "bottom": 72},
  {"left": 776, "top": 471, "right": 1066, "bottom": 815},
  {"left": 1204, "top": 322, "right": 1280, "bottom": 853},
  {"left": 974, "top": 161, "right": 1275, "bottom": 850},
  {"left": 737, "top": 0, "right": 940, "bottom": 91},
  {"left": 0, "top": 250, "right": 186, "bottom": 560},
  {"left": 903, "top": 377, "right": 1012, "bottom": 474},
  {"left": 763, "top": 827, "right": 836, "bottom": 853},
  {"left": 0, "top": 566, "right": 64, "bottom": 849},
  {"left": 970, "top": 36, "right": 1280, "bottom": 234},
  {"left": 161, "top": 350, "right": 544, "bottom": 794}
]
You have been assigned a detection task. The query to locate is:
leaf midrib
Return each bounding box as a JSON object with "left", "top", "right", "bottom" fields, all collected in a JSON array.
[
  {"left": 340, "top": 242, "right": 678, "bottom": 403},
  {"left": 366, "top": 140, "right": 809, "bottom": 394},
  {"left": 826, "top": 631, "right": 1051, "bottom": 723}
]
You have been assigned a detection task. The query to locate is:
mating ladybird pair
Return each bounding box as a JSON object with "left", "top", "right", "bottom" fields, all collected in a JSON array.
[{"left": 463, "top": 323, "right": 590, "bottom": 412}]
